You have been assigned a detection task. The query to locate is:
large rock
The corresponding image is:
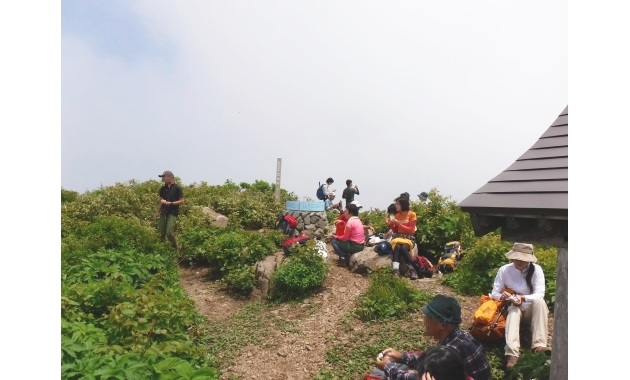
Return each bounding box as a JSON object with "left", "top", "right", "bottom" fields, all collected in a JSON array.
[
  {"left": 202, "top": 207, "right": 229, "bottom": 228},
  {"left": 250, "top": 251, "right": 285, "bottom": 301},
  {"left": 348, "top": 247, "right": 392, "bottom": 274}
]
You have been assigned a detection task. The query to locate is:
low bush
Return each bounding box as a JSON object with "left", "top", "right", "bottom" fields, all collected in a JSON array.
[
  {"left": 269, "top": 242, "right": 328, "bottom": 302},
  {"left": 354, "top": 267, "right": 432, "bottom": 322}
]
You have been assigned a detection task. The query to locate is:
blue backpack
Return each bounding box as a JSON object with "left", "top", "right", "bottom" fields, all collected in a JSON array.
[{"left": 316, "top": 183, "right": 326, "bottom": 200}]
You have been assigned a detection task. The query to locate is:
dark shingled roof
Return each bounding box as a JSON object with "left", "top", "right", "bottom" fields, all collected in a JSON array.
[{"left": 458, "top": 106, "right": 568, "bottom": 247}]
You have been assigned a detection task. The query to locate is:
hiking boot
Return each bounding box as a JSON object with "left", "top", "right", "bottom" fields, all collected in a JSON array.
[
  {"left": 392, "top": 269, "right": 400, "bottom": 277},
  {"left": 532, "top": 346, "right": 552, "bottom": 355},
  {"left": 408, "top": 265, "right": 418, "bottom": 280},
  {"left": 505, "top": 355, "right": 519, "bottom": 370},
  {"left": 338, "top": 258, "right": 348, "bottom": 267}
]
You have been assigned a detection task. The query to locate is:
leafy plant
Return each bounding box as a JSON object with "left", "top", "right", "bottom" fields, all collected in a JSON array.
[
  {"left": 269, "top": 242, "right": 328, "bottom": 302},
  {"left": 355, "top": 267, "right": 432, "bottom": 322}
]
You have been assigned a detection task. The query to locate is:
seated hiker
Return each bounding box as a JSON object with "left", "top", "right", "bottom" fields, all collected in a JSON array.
[
  {"left": 491, "top": 243, "right": 551, "bottom": 370},
  {"left": 385, "top": 197, "right": 419, "bottom": 279},
  {"left": 325, "top": 192, "right": 343, "bottom": 213},
  {"left": 370, "top": 294, "right": 491, "bottom": 380},
  {"left": 330, "top": 203, "right": 365, "bottom": 267}
]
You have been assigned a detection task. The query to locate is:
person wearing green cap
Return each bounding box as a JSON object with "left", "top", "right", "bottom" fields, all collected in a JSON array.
[{"left": 371, "top": 294, "right": 491, "bottom": 380}]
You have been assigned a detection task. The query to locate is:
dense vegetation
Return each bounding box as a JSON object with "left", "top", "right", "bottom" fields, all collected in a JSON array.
[{"left": 61, "top": 181, "right": 557, "bottom": 379}]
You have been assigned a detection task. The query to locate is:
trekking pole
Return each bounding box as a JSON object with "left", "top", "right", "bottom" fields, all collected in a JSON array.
[{"left": 487, "top": 301, "right": 510, "bottom": 336}]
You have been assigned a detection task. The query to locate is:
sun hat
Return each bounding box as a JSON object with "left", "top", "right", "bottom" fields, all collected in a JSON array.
[
  {"left": 158, "top": 170, "right": 174, "bottom": 177},
  {"left": 418, "top": 191, "right": 428, "bottom": 199},
  {"left": 421, "top": 295, "right": 462, "bottom": 324},
  {"left": 350, "top": 200, "right": 362, "bottom": 209},
  {"left": 505, "top": 243, "right": 537, "bottom": 263}
]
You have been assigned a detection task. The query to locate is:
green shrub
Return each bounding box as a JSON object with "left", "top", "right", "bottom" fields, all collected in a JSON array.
[
  {"left": 504, "top": 351, "right": 551, "bottom": 379},
  {"left": 270, "top": 242, "right": 328, "bottom": 302},
  {"left": 413, "top": 189, "right": 476, "bottom": 262},
  {"left": 222, "top": 264, "right": 257, "bottom": 296},
  {"left": 355, "top": 267, "right": 432, "bottom": 322}
]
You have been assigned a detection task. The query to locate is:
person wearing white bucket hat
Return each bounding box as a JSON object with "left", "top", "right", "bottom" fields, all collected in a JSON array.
[{"left": 490, "top": 243, "right": 551, "bottom": 370}]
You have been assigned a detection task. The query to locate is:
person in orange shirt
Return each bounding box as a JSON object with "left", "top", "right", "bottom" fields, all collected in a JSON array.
[{"left": 385, "top": 197, "right": 418, "bottom": 279}]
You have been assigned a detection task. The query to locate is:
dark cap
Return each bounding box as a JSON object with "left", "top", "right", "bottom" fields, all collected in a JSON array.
[
  {"left": 418, "top": 191, "right": 428, "bottom": 199},
  {"left": 421, "top": 295, "right": 462, "bottom": 324},
  {"left": 400, "top": 192, "right": 410, "bottom": 199},
  {"left": 158, "top": 170, "right": 174, "bottom": 178}
]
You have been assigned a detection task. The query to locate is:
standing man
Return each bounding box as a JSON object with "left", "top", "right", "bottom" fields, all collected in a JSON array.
[
  {"left": 342, "top": 179, "right": 360, "bottom": 208},
  {"left": 417, "top": 191, "right": 430, "bottom": 205},
  {"left": 155, "top": 170, "right": 185, "bottom": 248}
]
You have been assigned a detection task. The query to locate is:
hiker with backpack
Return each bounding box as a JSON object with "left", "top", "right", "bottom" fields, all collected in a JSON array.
[
  {"left": 342, "top": 179, "right": 360, "bottom": 208},
  {"left": 385, "top": 197, "right": 419, "bottom": 279},
  {"left": 490, "top": 243, "right": 551, "bottom": 370},
  {"left": 368, "top": 295, "right": 491, "bottom": 380},
  {"left": 330, "top": 203, "right": 365, "bottom": 267},
  {"left": 316, "top": 177, "right": 335, "bottom": 204}
]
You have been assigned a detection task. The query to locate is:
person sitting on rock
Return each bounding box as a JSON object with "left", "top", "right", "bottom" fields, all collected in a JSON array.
[{"left": 330, "top": 203, "right": 365, "bottom": 267}]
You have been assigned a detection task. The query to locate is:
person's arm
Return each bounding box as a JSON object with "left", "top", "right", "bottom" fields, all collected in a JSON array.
[
  {"left": 490, "top": 267, "right": 506, "bottom": 300},
  {"left": 395, "top": 214, "right": 416, "bottom": 235},
  {"left": 354, "top": 186, "right": 359, "bottom": 195},
  {"left": 523, "top": 265, "right": 545, "bottom": 302}
]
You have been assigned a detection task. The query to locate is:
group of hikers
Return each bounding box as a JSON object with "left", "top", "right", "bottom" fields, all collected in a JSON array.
[
  {"left": 156, "top": 171, "right": 553, "bottom": 379},
  {"left": 327, "top": 181, "right": 430, "bottom": 281},
  {"left": 318, "top": 177, "right": 552, "bottom": 379}
]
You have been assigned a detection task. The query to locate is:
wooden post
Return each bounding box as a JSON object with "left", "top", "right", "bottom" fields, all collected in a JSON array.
[
  {"left": 551, "top": 247, "right": 568, "bottom": 379},
  {"left": 274, "top": 158, "right": 282, "bottom": 203}
]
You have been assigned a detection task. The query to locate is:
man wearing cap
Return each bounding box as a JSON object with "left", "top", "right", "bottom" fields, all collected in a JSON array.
[
  {"left": 374, "top": 294, "right": 491, "bottom": 380},
  {"left": 342, "top": 179, "right": 360, "bottom": 209},
  {"left": 491, "top": 243, "right": 551, "bottom": 370},
  {"left": 417, "top": 191, "right": 430, "bottom": 205},
  {"left": 155, "top": 170, "right": 185, "bottom": 248}
]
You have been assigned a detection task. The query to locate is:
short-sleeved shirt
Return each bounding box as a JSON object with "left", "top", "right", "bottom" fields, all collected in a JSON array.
[{"left": 159, "top": 183, "right": 184, "bottom": 216}]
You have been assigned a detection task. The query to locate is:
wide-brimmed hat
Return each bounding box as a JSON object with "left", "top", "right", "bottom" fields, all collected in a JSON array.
[
  {"left": 158, "top": 170, "right": 174, "bottom": 178},
  {"left": 505, "top": 243, "right": 537, "bottom": 263},
  {"left": 421, "top": 295, "right": 462, "bottom": 324}
]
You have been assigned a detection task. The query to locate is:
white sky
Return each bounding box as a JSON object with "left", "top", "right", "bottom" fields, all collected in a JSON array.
[
  {"left": 4, "top": 0, "right": 629, "bottom": 377},
  {"left": 59, "top": 0, "right": 569, "bottom": 210}
]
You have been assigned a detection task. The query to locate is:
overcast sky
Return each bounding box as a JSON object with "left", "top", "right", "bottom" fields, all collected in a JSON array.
[{"left": 60, "top": 0, "right": 568, "bottom": 210}]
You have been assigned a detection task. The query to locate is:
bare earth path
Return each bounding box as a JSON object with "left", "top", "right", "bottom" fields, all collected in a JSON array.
[{"left": 179, "top": 246, "right": 551, "bottom": 379}]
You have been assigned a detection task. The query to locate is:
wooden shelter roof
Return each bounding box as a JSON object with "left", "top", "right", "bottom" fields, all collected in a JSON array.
[{"left": 458, "top": 106, "right": 568, "bottom": 247}]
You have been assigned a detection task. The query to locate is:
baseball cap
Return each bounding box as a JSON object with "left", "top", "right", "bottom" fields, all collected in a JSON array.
[
  {"left": 350, "top": 201, "right": 362, "bottom": 209},
  {"left": 158, "top": 170, "right": 174, "bottom": 177}
]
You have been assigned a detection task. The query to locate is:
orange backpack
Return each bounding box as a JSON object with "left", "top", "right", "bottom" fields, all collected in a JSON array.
[{"left": 469, "top": 294, "right": 511, "bottom": 343}]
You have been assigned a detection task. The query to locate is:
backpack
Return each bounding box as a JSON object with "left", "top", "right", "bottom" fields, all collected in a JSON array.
[
  {"left": 316, "top": 183, "right": 326, "bottom": 200},
  {"left": 413, "top": 255, "right": 434, "bottom": 279},
  {"left": 276, "top": 214, "right": 297, "bottom": 235},
  {"left": 469, "top": 293, "right": 511, "bottom": 343},
  {"left": 282, "top": 234, "right": 310, "bottom": 255}
]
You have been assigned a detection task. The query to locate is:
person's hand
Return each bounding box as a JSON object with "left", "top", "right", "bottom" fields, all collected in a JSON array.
[
  {"left": 421, "top": 372, "right": 436, "bottom": 380},
  {"left": 154, "top": 212, "right": 160, "bottom": 220},
  {"left": 376, "top": 353, "right": 394, "bottom": 369},
  {"left": 382, "top": 348, "right": 402, "bottom": 361},
  {"left": 160, "top": 199, "right": 169, "bottom": 205}
]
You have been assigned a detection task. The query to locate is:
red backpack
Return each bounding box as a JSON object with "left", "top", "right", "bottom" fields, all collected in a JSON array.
[{"left": 282, "top": 234, "right": 310, "bottom": 255}]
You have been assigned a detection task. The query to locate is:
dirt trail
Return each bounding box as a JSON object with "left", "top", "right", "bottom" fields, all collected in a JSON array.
[{"left": 178, "top": 247, "right": 550, "bottom": 379}]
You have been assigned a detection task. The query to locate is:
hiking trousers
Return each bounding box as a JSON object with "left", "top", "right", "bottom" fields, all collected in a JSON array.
[
  {"left": 158, "top": 213, "right": 178, "bottom": 248},
  {"left": 505, "top": 298, "right": 549, "bottom": 357}
]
